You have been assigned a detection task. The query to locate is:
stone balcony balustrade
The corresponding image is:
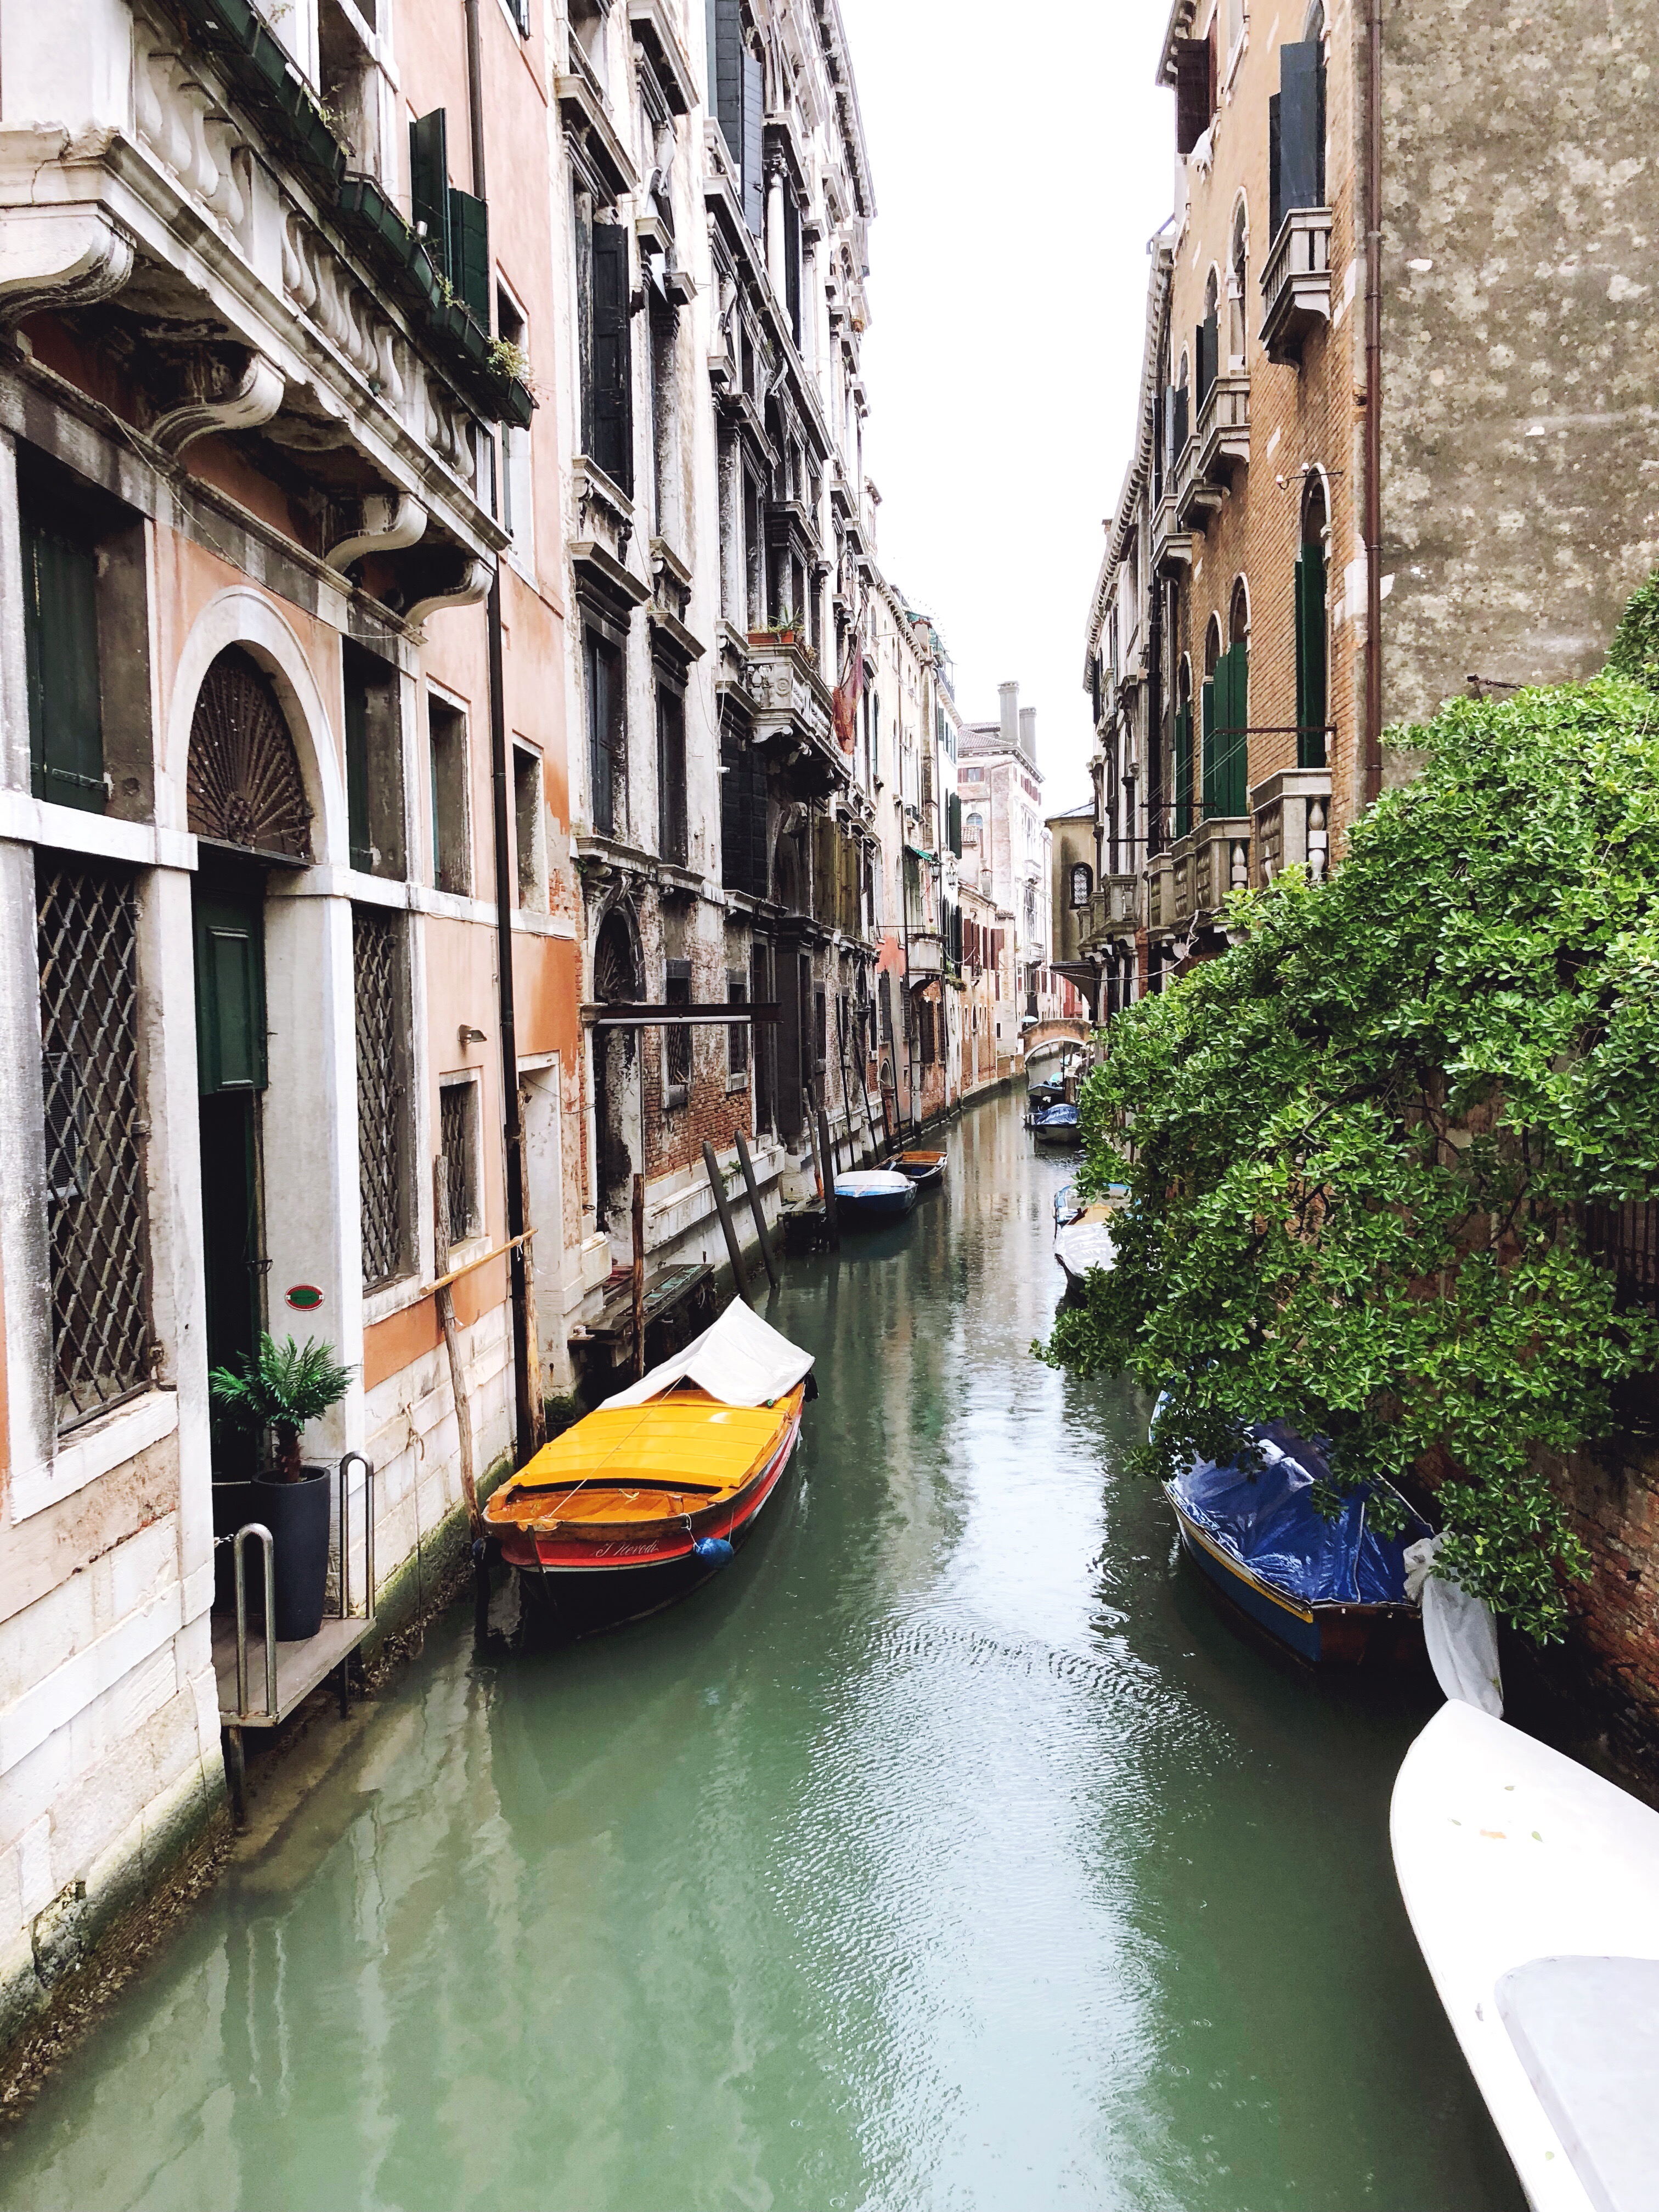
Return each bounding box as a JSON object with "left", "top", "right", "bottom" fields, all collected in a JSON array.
[
  {"left": 1167, "top": 816, "right": 1251, "bottom": 933},
  {"left": 1260, "top": 209, "right": 1333, "bottom": 365},
  {"left": 1251, "top": 766, "right": 1333, "bottom": 885}
]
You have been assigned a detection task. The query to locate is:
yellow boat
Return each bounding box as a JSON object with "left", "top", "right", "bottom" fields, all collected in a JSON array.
[{"left": 484, "top": 1300, "right": 812, "bottom": 1631}]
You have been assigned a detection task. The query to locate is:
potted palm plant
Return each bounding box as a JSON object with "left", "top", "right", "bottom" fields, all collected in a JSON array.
[{"left": 210, "top": 1335, "right": 354, "bottom": 1641}]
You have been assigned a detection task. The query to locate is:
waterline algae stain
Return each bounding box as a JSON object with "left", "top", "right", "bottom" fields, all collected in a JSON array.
[{"left": 1, "top": 1096, "right": 1521, "bottom": 2211}]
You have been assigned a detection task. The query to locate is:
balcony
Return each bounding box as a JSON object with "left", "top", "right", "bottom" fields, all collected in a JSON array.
[
  {"left": 1146, "top": 852, "right": 1177, "bottom": 936},
  {"left": 1260, "top": 210, "right": 1333, "bottom": 365},
  {"left": 1079, "top": 874, "right": 1139, "bottom": 950},
  {"left": 1152, "top": 485, "right": 1192, "bottom": 575},
  {"left": 1250, "top": 766, "right": 1331, "bottom": 884},
  {"left": 0, "top": 0, "right": 528, "bottom": 585},
  {"left": 739, "top": 637, "right": 842, "bottom": 798},
  {"left": 1195, "top": 373, "right": 1250, "bottom": 484},
  {"left": 1169, "top": 817, "right": 1252, "bottom": 932}
]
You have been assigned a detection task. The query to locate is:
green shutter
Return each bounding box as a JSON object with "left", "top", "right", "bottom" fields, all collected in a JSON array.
[
  {"left": 193, "top": 881, "right": 267, "bottom": 1095},
  {"left": 409, "top": 110, "right": 453, "bottom": 284},
  {"left": 22, "top": 509, "right": 104, "bottom": 813},
  {"left": 1175, "top": 703, "right": 1193, "bottom": 839},
  {"left": 1295, "top": 547, "right": 1328, "bottom": 768},
  {"left": 1200, "top": 675, "right": 1217, "bottom": 819},
  {"left": 1219, "top": 645, "right": 1248, "bottom": 816},
  {"left": 448, "top": 186, "right": 491, "bottom": 325},
  {"left": 590, "top": 221, "right": 633, "bottom": 492}
]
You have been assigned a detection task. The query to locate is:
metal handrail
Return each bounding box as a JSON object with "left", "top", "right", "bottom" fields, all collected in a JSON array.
[
  {"left": 233, "top": 1523, "right": 276, "bottom": 1721},
  {"left": 338, "top": 1452, "right": 376, "bottom": 1623}
]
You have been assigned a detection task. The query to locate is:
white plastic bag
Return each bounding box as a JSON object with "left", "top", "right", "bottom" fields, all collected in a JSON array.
[{"left": 1404, "top": 1536, "right": 1503, "bottom": 1717}]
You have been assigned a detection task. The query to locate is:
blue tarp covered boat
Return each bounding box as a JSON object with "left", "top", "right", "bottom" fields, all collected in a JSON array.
[
  {"left": 1165, "top": 1421, "right": 1433, "bottom": 1666},
  {"left": 1030, "top": 1102, "right": 1080, "bottom": 1146}
]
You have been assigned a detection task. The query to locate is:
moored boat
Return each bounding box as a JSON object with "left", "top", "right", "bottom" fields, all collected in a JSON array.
[
  {"left": 1165, "top": 1421, "right": 1432, "bottom": 1666},
  {"left": 1392, "top": 1701, "right": 1659, "bottom": 2212},
  {"left": 834, "top": 1167, "right": 918, "bottom": 1221},
  {"left": 887, "top": 1148, "right": 946, "bottom": 1190},
  {"left": 1054, "top": 1205, "right": 1116, "bottom": 1291},
  {"left": 1030, "top": 1102, "right": 1081, "bottom": 1147},
  {"left": 484, "top": 1301, "right": 814, "bottom": 1633}
]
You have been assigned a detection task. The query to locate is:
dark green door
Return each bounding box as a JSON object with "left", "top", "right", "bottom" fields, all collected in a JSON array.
[{"left": 193, "top": 868, "right": 267, "bottom": 1469}]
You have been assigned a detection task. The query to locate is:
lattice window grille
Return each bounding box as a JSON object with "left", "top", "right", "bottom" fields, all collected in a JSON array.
[
  {"left": 354, "top": 907, "right": 406, "bottom": 1290},
  {"left": 439, "top": 1081, "right": 479, "bottom": 1247},
  {"left": 37, "top": 862, "right": 151, "bottom": 1430}
]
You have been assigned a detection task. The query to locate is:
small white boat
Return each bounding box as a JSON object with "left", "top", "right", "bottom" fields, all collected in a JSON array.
[
  {"left": 1054, "top": 1210, "right": 1116, "bottom": 1292},
  {"left": 1391, "top": 1701, "right": 1659, "bottom": 2211}
]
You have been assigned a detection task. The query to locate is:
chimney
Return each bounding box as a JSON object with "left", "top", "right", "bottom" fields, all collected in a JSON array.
[
  {"left": 998, "top": 680, "right": 1019, "bottom": 751},
  {"left": 1019, "top": 707, "right": 1037, "bottom": 764}
]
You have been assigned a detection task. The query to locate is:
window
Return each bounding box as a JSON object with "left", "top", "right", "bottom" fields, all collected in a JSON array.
[
  {"left": 1175, "top": 656, "right": 1195, "bottom": 840},
  {"left": 657, "top": 686, "right": 687, "bottom": 865},
  {"left": 664, "top": 960, "right": 691, "bottom": 1104},
  {"left": 1228, "top": 199, "right": 1249, "bottom": 368},
  {"left": 1204, "top": 589, "right": 1250, "bottom": 819},
  {"left": 815, "top": 986, "right": 827, "bottom": 1074},
  {"left": 38, "top": 863, "right": 150, "bottom": 1430},
  {"left": 344, "top": 642, "right": 405, "bottom": 878},
  {"left": 1296, "top": 477, "right": 1330, "bottom": 768},
  {"left": 428, "top": 694, "right": 472, "bottom": 894},
  {"left": 1070, "top": 862, "right": 1093, "bottom": 909},
  {"left": 438, "top": 1076, "right": 482, "bottom": 1249},
  {"left": 1172, "top": 27, "right": 1216, "bottom": 155},
  {"left": 578, "top": 215, "right": 633, "bottom": 493},
  {"left": 919, "top": 996, "right": 936, "bottom": 1066},
  {"left": 584, "top": 629, "right": 624, "bottom": 838},
  {"left": 1199, "top": 268, "right": 1220, "bottom": 408},
  {"left": 497, "top": 286, "right": 534, "bottom": 566},
  {"left": 514, "top": 742, "right": 546, "bottom": 907},
  {"left": 727, "top": 973, "right": 749, "bottom": 1082},
  {"left": 354, "top": 906, "right": 410, "bottom": 1290},
  {"left": 708, "top": 0, "right": 764, "bottom": 234}
]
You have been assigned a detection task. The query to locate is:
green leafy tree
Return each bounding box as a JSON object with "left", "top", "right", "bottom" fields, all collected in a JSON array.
[
  {"left": 210, "top": 1334, "right": 355, "bottom": 1482},
  {"left": 1040, "top": 630, "right": 1659, "bottom": 1641}
]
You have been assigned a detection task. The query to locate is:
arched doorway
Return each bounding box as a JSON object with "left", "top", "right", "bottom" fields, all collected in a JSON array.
[
  {"left": 591, "top": 907, "right": 642, "bottom": 1242},
  {"left": 187, "top": 647, "right": 313, "bottom": 1463}
]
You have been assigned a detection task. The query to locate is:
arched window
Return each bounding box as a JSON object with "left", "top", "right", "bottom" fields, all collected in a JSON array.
[
  {"left": 1175, "top": 653, "right": 1195, "bottom": 839},
  {"left": 187, "top": 647, "right": 312, "bottom": 860},
  {"left": 1203, "top": 598, "right": 1249, "bottom": 822},
  {"left": 1070, "top": 862, "right": 1093, "bottom": 909},
  {"left": 1200, "top": 270, "right": 1220, "bottom": 404},
  {"left": 1296, "top": 473, "right": 1330, "bottom": 768},
  {"left": 1230, "top": 575, "right": 1250, "bottom": 649},
  {"left": 966, "top": 810, "right": 984, "bottom": 836},
  {"left": 1228, "top": 199, "right": 1249, "bottom": 368},
  {"left": 1228, "top": 0, "right": 1245, "bottom": 58}
]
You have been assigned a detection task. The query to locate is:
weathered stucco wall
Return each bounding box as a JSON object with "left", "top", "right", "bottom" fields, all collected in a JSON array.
[{"left": 1381, "top": 0, "right": 1659, "bottom": 724}]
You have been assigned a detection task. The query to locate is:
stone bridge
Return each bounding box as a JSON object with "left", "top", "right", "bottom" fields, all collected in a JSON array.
[{"left": 1023, "top": 1018, "right": 1091, "bottom": 1067}]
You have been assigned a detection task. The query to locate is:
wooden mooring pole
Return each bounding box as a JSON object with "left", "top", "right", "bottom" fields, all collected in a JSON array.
[
  {"left": 433, "top": 1158, "right": 481, "bottom": 1540},
  {"left": 733, "top": 1128, "right": 779, "bottom": 1288},
  {"left": 702, "top": 1141, "right": 750, "bottom": 1300},
  {"left": 815, "top": 1092, "right": 840, "bottom": 1245},
  {"left": 631, "top": 1171, "right": 647, "bottom": 1378}
]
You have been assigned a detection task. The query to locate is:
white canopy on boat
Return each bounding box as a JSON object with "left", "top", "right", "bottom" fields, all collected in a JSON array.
[
  {"left": 834, "top": 1170, "right": 911, "bottom": 1198},
  {"left": 605, "top": 1296, "right": 815, "bottom": 1410},
  {"left": 1392, "top": 1701, "right": 1659, "bottom": 2211}
]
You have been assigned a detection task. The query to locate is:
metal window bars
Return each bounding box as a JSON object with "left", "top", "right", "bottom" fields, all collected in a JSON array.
[
  {"left": 439, "top": 1082, "right": 477, "bottom": 1243},
  {"left": 37, "top": 862, "right": 152, "bottom": 1430},
  {"left": 354, "top": 907, "right": 405, "bottom": 1289}
]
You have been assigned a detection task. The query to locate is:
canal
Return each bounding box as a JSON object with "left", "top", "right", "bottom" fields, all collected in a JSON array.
[{"left": 2, "top": 1091, "right": 1522, "bottom": 2211}]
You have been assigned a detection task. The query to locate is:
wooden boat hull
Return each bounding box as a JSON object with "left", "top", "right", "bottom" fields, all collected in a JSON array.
[
  {"left": 888, "top": 1149, "right": 946, "bottom": 1189},
  {"left": 1032, "top": 1124, "right": 1081, "bottom": 1148},
  {"left": 498, "top": 1410, "right": 802, "bottom": 1634},
  {"left": 1167, "top": 1488, "right": 1424, "bottom": 1668}
]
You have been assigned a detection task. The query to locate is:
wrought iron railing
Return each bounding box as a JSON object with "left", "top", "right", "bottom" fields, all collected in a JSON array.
[{"left": 354, "top": 907, "right": 407, "bottom": 1290}]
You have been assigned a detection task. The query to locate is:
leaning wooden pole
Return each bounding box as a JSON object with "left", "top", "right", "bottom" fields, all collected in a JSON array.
[
  {"left": 433, "top": 1158, "right": 481, "bottom": 1538},
  {"left": 815, "top": 1093, "right": 840, "bottom": 1244},
  {"left": 631, "top": 1171, "right": 647, "bottom": 1378},
  {"left": 701, "top": 1141, "right": 750, "bottom": 1300},
  {"left": 733, "top": 1128, "right": 779, "bottom": 1288}
]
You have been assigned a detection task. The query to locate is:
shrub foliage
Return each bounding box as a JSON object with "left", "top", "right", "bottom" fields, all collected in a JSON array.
[{"left": 1040, "top": 665, "right": 1659, "bottom": 1640}]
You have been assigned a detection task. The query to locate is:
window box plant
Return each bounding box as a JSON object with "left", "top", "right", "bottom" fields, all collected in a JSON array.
[{"left": 210, "top": 1334, "right": 354, "bottom": 1641}]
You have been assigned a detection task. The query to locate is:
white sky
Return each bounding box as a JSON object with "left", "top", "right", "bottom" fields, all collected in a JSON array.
[{"left": 836, "top": 0, "right": 1175, "bottom": 813}]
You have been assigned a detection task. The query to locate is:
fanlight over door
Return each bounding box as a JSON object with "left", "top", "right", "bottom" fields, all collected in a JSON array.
[{"left": 187, "top": 647, "right": 313, "bottom": 861}]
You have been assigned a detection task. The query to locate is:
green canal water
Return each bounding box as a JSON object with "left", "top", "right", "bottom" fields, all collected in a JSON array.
[{"left": 2, "top": 1091, "right": 1523, "bottom": 2211}]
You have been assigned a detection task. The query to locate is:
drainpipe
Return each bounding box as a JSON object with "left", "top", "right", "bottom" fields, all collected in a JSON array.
[
  {"left": 1362, "top": 0, "right": 1385, "bottom": 807},
  {"left": 464, "top": 0, "right": 539, "bottom": 1466}
]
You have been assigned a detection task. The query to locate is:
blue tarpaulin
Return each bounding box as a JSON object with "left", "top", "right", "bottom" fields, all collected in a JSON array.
[{"left": 1168, "top": 1422, "right": 1431, "bottom": 1605}]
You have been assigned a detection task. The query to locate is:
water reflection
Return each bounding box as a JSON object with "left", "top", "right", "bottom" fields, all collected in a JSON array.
[{"left": 3, "top": 1094, "right": 1522, "bottom": 2211}]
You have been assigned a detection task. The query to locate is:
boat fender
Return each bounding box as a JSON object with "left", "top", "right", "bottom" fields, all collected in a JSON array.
[{"left": 692, "top": 1536, "right": 735, "bottom": 1567}]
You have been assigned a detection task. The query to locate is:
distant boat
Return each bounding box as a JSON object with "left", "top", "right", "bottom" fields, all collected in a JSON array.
[
  {"left": 834, "top": 1167, "right": 918, "bottom": 1221},
  {"left": 1028, "top": 1077, "right": 1067, "bottom": 1111},
  {"left": 1030, "top": 1102, "right": 1081, "bottom": 1146},
  {"left": 1165, "top": 1421, "right": 1432, "bottom": 1666},
  {"left": 887, "top": 1148, "right": 946, "bottom": 1190},
  {"left": 1392, "top": 1701, "right": 1659, "bottom": 2212},
  {"left": 484, "top": 1301, "right": 813, "bottom": 1633}
]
